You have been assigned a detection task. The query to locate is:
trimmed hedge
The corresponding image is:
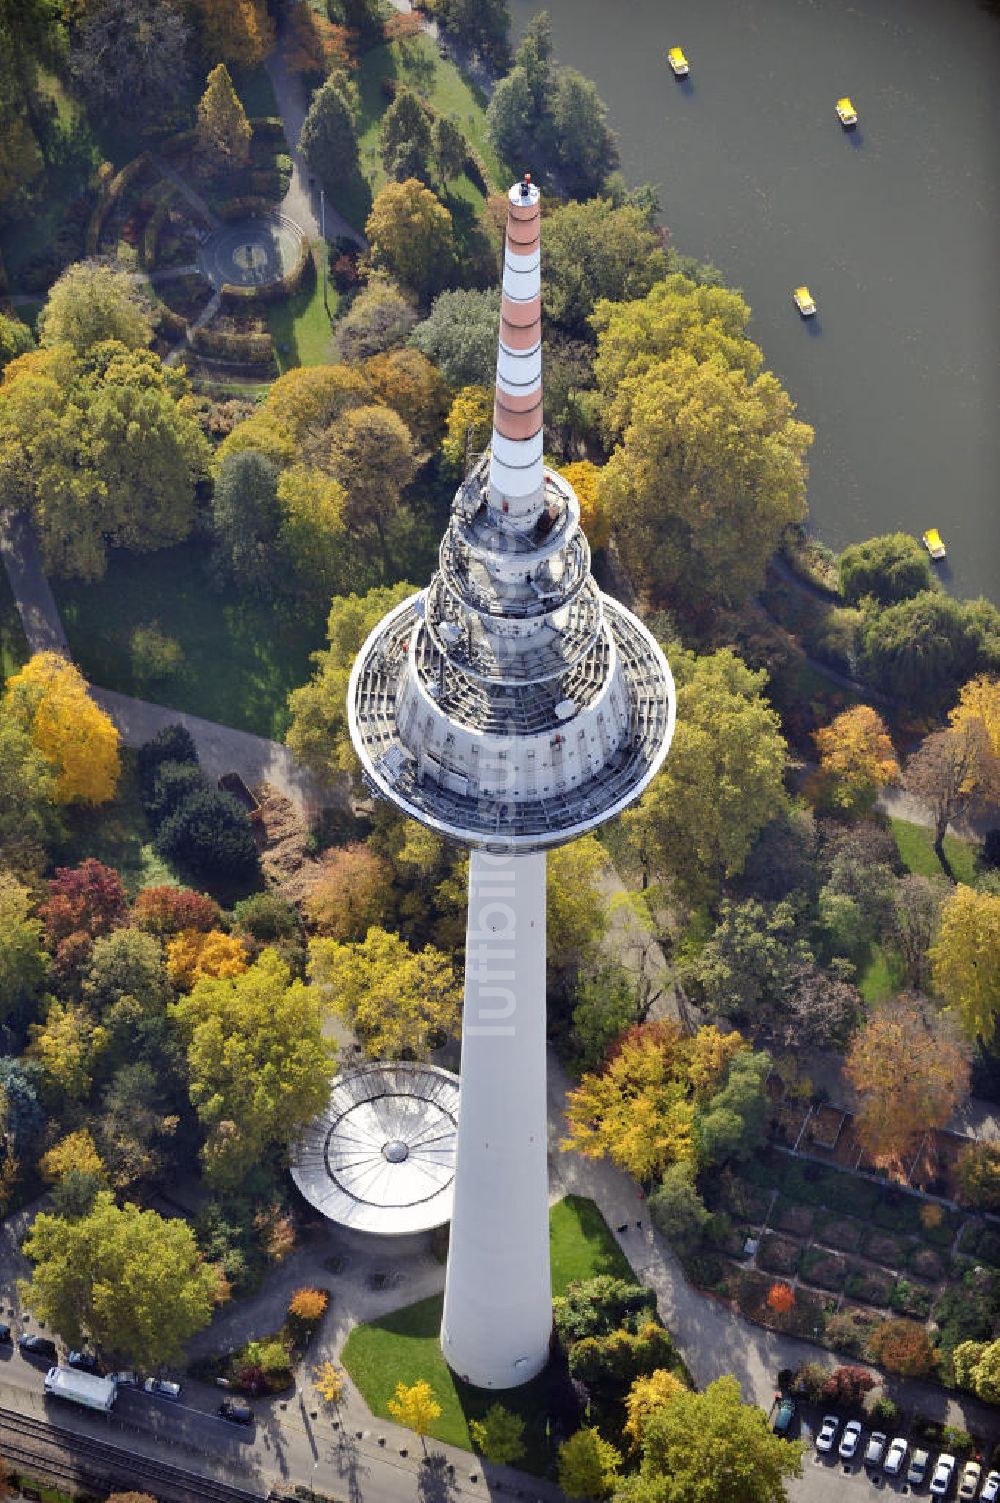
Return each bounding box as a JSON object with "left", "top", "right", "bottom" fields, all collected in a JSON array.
[
  {"left": 85, "top": 151, "right": 153, "bottom": 256},
  {"left": 215, "top": 195, "right": 276, "bottom": 222},
  {"left": 141, "top": 184, "right": 179, "bottom": 271},
  {"left": 191, "top": 325, "right": 275, "bottom": 367}
]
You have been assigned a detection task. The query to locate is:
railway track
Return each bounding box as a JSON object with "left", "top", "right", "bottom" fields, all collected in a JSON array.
[{"left": 0, "top": 1403, "right": 268, "bottom": 1503}]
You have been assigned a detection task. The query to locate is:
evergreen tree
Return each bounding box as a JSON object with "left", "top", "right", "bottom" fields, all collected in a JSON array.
[
  {"left": 379, "top": 89, "right": 433, "bottom": 184},
  {"left": 196, "top": 63, "right": 251, "bottom": 173},
  {"left": 299, "top": 76, "right": 359, "bottom": 193}
]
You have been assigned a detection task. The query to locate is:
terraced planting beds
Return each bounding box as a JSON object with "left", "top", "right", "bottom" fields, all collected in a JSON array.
[{"left": 691, "top": 1150, "right": 1000, "bottom": 1382}]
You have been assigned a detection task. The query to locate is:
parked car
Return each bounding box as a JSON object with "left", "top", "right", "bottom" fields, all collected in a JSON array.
[
  {"left": 67, "top": 1350, "right": 101, "bottom": 1375},
  {"left": 144, "top": 1376, "right": 181, "bottom": 1400},
  {"left": 0, "top": 1324, "right": 11, "bottom": 1343},
  {"left": 930, "top": 1454, "right": 957, "bottom": 1497},
  {"left": 218, "top": 1398, "right": 253, "bottom": 1426},
  {"left": 18, "top": 1334, "right": 57, "bottom": 1362},
  {"left": 864, "top": 1430, "right": 888, "bottom": 1467},
  {"left": 110, "top": 1370, "right": 139, "bottom": 1388},
  {"left": 959, "top": 1460, "right": 982, "bottom": 1500},
  {"left": 908, "top": 1449, "right": 931, "bottom": 1486},
  {"left": 839, "top": 1420, "right": 863, "bottom": 1461},
  {"left": 772, "top": 1398, "right": 795, "bottom": 1436},
  {"left": 980, "top": 1470, "right": 1000, "bottom": 1502},
  {"left": 815, "top": 1415, "right": 839, "bottom": 1453},
  {"left": 884, "top": 1437, "right": 908, "bottom": 1477}
]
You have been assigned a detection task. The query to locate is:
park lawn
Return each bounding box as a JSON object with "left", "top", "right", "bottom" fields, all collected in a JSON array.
[
  {"left": 0, "top": 562, "right": 27, "bottom": 687},
  {"left": 859, "top": 943, "right": 905, "bottom": 1005},
  {"left": 267, "top": 243, "right": 339, "bottom": 370},
  {"left": 337, "top": 32, "right": 508, "bottom": 231},
  {"left": 54, "top": 752, "right": 180, "bottom": 898},
  {"left": 342, "top": 1196, "right": 635, "bottom": 1472},
  {"left": 890, "top": 816, "right": 978, "bottom": 887},
  {"left": 53, "top": 542, "right": 326, "bottom": 740}
]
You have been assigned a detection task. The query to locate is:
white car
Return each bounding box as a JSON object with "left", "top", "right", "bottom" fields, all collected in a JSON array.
[
  {"left": 839, "top": 1420, "right": 863, "bottom": 1461},
  {"left": 980, "top": 1470, "right": 1000, "bottom": 1502},
  {"left": 864, "top": 1430, "right": 888, "bottom": 1467},
  {"left": 884, "top": 1437, "right": 908, "bottom": 1477},
  {"left": 815, "top": 1414, "right": 839, "bottom": 1453},
  {"left": 144, "top": 1376, "right": 182, "bottom": 1400},
  {"left": 930, "top": 1454, "right": 957, "bottom": 1497},
  {"left": 959, "top": 1460, "right": 982, "bottom": 1500}
]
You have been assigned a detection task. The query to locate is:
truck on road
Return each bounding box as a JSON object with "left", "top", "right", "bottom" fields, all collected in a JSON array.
[{"left": 44, "top": 1365, "right": 117, "bottom": 1412}]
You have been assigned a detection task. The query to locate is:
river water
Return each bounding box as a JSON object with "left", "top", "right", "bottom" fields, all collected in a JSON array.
[{"left": 509, "top": 0, "right": 1000, "bottom": 601}]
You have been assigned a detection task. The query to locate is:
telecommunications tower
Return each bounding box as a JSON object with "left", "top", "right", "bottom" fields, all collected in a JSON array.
[{"left": 348, "top": 176, "right": 675, "bottom": 1389}]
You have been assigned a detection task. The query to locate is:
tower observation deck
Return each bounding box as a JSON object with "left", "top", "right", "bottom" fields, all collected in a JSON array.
[{"left": 348, "top": 177, "right": 675, "bottom": 1388}]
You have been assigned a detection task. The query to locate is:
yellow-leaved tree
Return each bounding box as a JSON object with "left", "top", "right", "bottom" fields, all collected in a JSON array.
[
  {"left": 166, "top": 929, "right": 249, "bottom": 991},
  {"left": 950, "top": 674, "right": 1000, "bottom": 758},
  {"left": 931, "top": 886, "right": 1000, "bottom": 1042},
  {"left": 557, "top": 1427, "right": 622, "bottom": 1500},
  {"left": 624, "top": 1368, "right": 687, "bottom": 1449},
  {"left": 441, "top": 384, "right": 492, "bottom": 476},
  {"left": 387, "top": 1379, "right": 441, "bottom": 1447},
  {"left": 558, "top": 461, "right": 611, "bottom": 551},
  {"left": 4, "top": 653, "right": 120, "bottom": 804},
  {"left": 39, "top": 1129, "right": 106, "bottom": 1185},
  {"left": 308, "top": 927, "right": 461, "bottom": 1059},
  {"left": 812, "top": 705, "right": 899, "bottom": 816}
]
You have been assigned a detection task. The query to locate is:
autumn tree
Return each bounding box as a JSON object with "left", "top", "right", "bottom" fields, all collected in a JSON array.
[
  {"left": 5, "top": 655, "right": 120, "bottom": 805},
  {"left": 193, "top": 0, "right": 274, "bottom": 68},
  {"left": 867, "top": 1319, "right": 938, "bottom": 1379},
  {"left": 904, "top": 720, "right": 1000, "bottom": 862},
  {"left": 286, "top": 582, "right": 416, "bottom": 779},
  {"left": 276, "top": 463, "right": 352, "bottom": 600},
  {"left": 19, "top": 1192, "right": 222, "bottom": 1367},
  {"left": 558, "top": 461, "right": 611, "bottom": 551},
  {"left": 171, "top": 950, "right": 336, "bottom": 1187},
  {"left": 441, "top": 383, "right": 493, "bottom": 475},
  {"left": 950, "top": 674, "right": 1000, "bottom": 758},
  {"left": 838, "top": 533, "right": 933, "bottom": 607},
  {"left": 820, "top": 1366, "right": 878, "bottom": 1405},
  {"left": 362, "top": 348, "right": 448, "bottom": 455},
  {"left": 40, "top": 859, "right": 128, "bottom": 946},
  {"left": 40, "top": 1129, "right": 106, "bottom": 1186},
  {"left": 844, "top": 996, "right": 970, "bottom": 1162},
  {"left": 327, "top": 402, "right": 415, "bottom": 573},
  {"left": 410, "top": 287, "right": 499, "bottom": 389},
  {"left": 559, "top": 1428, "right": 622, "bottom": 1500},
  {"left": 624, "top": 1370, "right": 687, "bottom": 1450},
  {"left": 617, "top": 1375, "right": 804, "bottom": 1503},
  {"left": 132, "top": 886, "right": 221, "bottom": 937},
  {"left": 767, "top": 1283, "right": 795, "bottom": 1316},
  {"left": 304, "top": 842, "right": 393, "bottom": 940},
  {"left": 0, "top": 872, "right": 47, "bottom": 1021},
  {"left": 335, "top": 277, "right": 417, "bottom": 363},
  {"left": 299, "top": 75, "right": 359, "bottom": 193},
  {"left": 366, "top": 179, "right": 455, "bottom": 301},
  {"left": 215, "top": 362, "right": 370, "bottom": 470},
  {"left": 309, "top": 927, "right": 461, "bottom": 1059},
  {"left": 469, "top": 1403, "right": 526, "bottom": 1464},
  {"left": 623, "top": 649, "right": 788, "bottom": 904},
  {"left": 812, "top": 706, "right": 899, "bottom": 817},
  {"left": 167, "top": 929, "right": 248, "bottom": 991},
  {"left": 196, "top": 63, "right": 251, "bottom": 173},
  {"left": 888, "top": 874, "right": 948, "bottom": 993},
  {"left": 548, "top": 835, "right": 608, "bottom": 980},
  {"left": 931, "top": 886, "right": 1000, "bottom": 1041},
  {"left": 0, "top": 310, "right": 34, "bottom": 372},
  {"left": 955, "top": 1141, "right": 1000, "bottom": 1211},
  {"left": 387, "top": 1379, "right": 441, "bottom": 1445},
  {"left": 313, "top": 1360, "right": 345, "bottom": 1405},
  {"left": 39, "top": 262, "right": 152, "bottom": 354}
]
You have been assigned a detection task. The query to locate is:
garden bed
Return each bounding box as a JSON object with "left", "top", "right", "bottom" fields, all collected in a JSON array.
[
  {"left": 757, "top": 1234, "right": 801, "bottom": 1277},
  {"left": 815, "top": 1214, "right": 864, "bottom": 1253},
  {"left": 799, "top": 1248, "right": 847, "bottom": 1292},
  {"left": 774, "top": 1202, "right": 815, "bottom": 1237},
  {"left": 843, "top": 1266, "right": 894, "bottom": 1305},
  {"left": 860, "top": 1227, "right": 905, "bottom": 1265}
]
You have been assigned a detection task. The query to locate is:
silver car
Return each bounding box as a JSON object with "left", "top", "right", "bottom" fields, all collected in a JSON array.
[
  {"left": 980, "top": 1470, "right": 1000, "bottom": 1503},
  {"left": 959, "top": 1460, "right": 982, "bottom": 1501},
  {"left": 839, "top": 1420, "right": 863, "bottom": 1461},
  {"left": 931, "top": 1454, "right": 957, "bottom": 1498},
  {"left": 144, "top": 1376, "right": 182, "bottom": 1400},
  {"left": 884, "top": 1437, "right": 908, "bottom": 1477},
  {"left": 864, "top": 1430, "right": 888, "bottom": 1468}
]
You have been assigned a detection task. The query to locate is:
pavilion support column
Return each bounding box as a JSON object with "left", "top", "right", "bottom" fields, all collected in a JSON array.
[{"left": 440, "top": 847, "right": 551, "bottom": 1389}]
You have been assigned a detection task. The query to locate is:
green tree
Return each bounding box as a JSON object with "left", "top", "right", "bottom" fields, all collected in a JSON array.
[
  {"left": 559, "top": 1427, "right": 622, "bottom": 1500},
  {"left": 83, "top": 928, "right": 170, "bottom": 1019},
  {"left": 153, "top": 788, "right": 259, "bottom": 887},
  {"left": 469, "top": 1403, "right": 526, "bottom": 1464},
  {"left": 0, "top": 707, "right": 58, "bottom": 879},
  {"left": 276, "top": 463, "right": 351, "bottom": 599},
  {"left": 71, "top": 0, "right": 191, "bottom": 125},
  {"left": 286, "top": 582, "right": 416, "bottom": 779},
  {"left": 541, "top": 199, "right": 667, "bottom": 337},
  {"left": 379, "top": 88, "right": 433, "bottom": 183},
  {"left": 172, "top": 950, "right": 336, "bottom": 1187},
  {"left": 686, "top": 898, "right": 811, "bottom": 1028},
  {"left": 19, "top": 1192, "right": 221, "bottom": 1367},
  {"left": 569, "top": 965, "right": 639, "bottom": 1075},
  {"left": 299, "top": 75, "right": 359, "bottom": 193},
  {"left": 334, "top": 277, "right": 417, "bottom": 363},
  {"left": 432, "top": 114, "right": 467, "bottom": 184},
  {"left": 601, "top": 352, "right": 810, "bottom": 607},
  {"left": 623, "top": 649, "right": 789, "bottom": 904},
  {"left": 616, "top": 1375, "right": 804, "bottom": 1503},
  {"left": 838, "top": 532, "right": 933, "bottom": 607},
  {"left": 0, "top": 310, "right": 33, "bottom": 372},
  {"left": 432, "top": 0, "right": 509, "bottom": 65},
  {"left": 39, "top": 263, "right": 152, "bottom": 354},
  {"left": 955, "top": 1142, "right": 1000, "bottom": 1212},
  {"left": 860, "top": 592, "right": 987, "bottom": 716},
  {"left": 551, "top": 68, "right": 618, "bottom": 198},
  {"left": 211, "top": 449, "right": 281, "bottom": 588},
  {"left": 214, "top": 362, "right": 371, "bottom": 471},
  {"left": 553, "top": 1276, "right": 658, "bottom": 1346},
  {"left": 308, "top": 927, "right": 461, "bottom": 1059},
  {"left": 548, "top": 834, "right": 608, "bottom": 979},
  {"left": 0, "top": 872, "right": 46, "bottom": 1021},
  {"left": 487, "top": 65, "right": 536, "bottom": 168},
  {"left": 693, "top": 1050, "right": 770, "bottom": 1167},
  {"left": 931, "top": 885, "right": 1000, "bottom": 1041},
  {"left": 196, "top": 62, "right": 251, "bottom": 172},
  {"left": 888, "top": 873, "right": 948, "bottom": 992},
  {"left": 365, "top": 179, "right": 455, "bottom": 301},
  {"left": 328, "top": 403, "right": 415, "bottom": 573},
  {"left": 411, "top": 288, "right": 500, "bottom": 389},
  {"left": 648, "top": 1164, "right": 709, "bottom": 1259}
]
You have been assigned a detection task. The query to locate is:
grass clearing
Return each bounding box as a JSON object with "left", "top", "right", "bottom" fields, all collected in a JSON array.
[
  {"left": 890, "top": 816, "right": 978, "bottom": 886},
  {"left": 859, "top": 943, "right": 905, "bottom": 1004},
  {"left": 267, "top": 243, "right": 338, "bottom": 370},
  {"left": 54, "top": 751, "right": 180, "bottom": 897},
  {"left": 0, "top": 561, "right": 27, "bottom": 687},
  {"left": 342, "top": 1196, "right": 635, "bottom": 1471},
  {"left": 53, "top": 542, "right": 326, "bottom": 740}
]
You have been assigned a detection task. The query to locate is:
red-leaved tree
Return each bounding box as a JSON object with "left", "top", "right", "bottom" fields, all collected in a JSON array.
[
  {"left": 133, "top": 885, "right": 222, "bottom": 937},
  {"left": 820, "top": 1366, "right": 879, "bottom": 1406},
  {"left": 40, "top": 859, "right": 128, "bottom": 947},
  {"left": 767, "top": 1282, "right": 795, "bottom": 1315}
]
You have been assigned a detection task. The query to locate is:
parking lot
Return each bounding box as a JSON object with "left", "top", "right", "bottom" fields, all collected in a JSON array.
[{"left": 787, "top": 1412, "right": 996, "bottom": 1501}]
